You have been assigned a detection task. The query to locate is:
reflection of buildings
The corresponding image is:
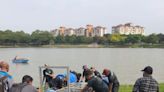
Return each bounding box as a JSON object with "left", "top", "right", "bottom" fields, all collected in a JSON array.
[
  {"left": 50, "top": 25, "right": 107, "bottom": 37},
  {"left": 112, "top": 23, "right": 144, "bottom": 35}
]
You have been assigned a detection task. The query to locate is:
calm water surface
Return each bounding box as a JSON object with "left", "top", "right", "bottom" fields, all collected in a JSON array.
[{"left": 0, "top": 48, "right": 164, "bottom": 86}]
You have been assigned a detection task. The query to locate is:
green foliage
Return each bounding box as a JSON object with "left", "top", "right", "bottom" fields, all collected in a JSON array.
[
  {"left": 125, "top": 35, "right": 143, "bottom": 44},
  {"left": 0, "top": 30, "right": 164, "bottom": 46},
  {"left": 157, "top": 33, "right": 164, "bottom": 44},
  {"left": 119, "top": 83, "right": 164, "bottom": 92},
  {"left": 31, "top": 30, "right": 54, "bottom": 45},
  {"left": 145, "top": 33, "right": 159, "bottom": 44}
]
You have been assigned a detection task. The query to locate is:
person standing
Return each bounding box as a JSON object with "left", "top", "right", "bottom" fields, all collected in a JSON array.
[
  {"left": 0, "top": 61, "right": 13, "bottom": 92},
  {"left": 133, "top": 66, "right": 159, "bottom": 92},
  {"left": 43, "top": 64, "right": 54, "bottom": 87},
  {"left": 81, "top": 65, "right": 89, "bottom": 82},
  {"left": 102, "top": 69, "right": 119, "bottom": 92}
]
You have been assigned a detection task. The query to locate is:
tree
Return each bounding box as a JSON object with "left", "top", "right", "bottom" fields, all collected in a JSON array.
[
  {"left": 31, "top": 30, "right": 54, "bottom": 45},
  {"left": 54, "top": 35, "right": 65, "bottom": 44},
  {"left": 157, "top": 33, "right": 164, "bottom": 44},
  {"left": 145, "top": 34, "right": 159, "bottom": 44},
  {"left": 110, "top": 34, "right": 125, "bottom": 44},
  {"left": 125, "top": 35, "right": 142, "bottom": 44}
]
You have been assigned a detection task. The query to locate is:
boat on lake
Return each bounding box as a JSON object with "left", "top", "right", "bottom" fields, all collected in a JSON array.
[{"left": 12, "top": 56, "right": 29, "bottom": 63}]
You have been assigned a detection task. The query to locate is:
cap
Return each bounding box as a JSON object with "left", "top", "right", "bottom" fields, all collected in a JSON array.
[{"left": 141, "top": 66, "right": 153, "bottom": 74}]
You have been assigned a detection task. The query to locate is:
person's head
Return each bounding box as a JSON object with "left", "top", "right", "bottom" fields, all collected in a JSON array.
[
  {"left": 141, "top": 66, "right": 153, "bottom": 76},
  {"left": 22, "top": 75, "right": 33, "bottom": 85},
  {"left": 85, "top": 69, "right": 93, "bottom": 80},
  {"left": 82, "top": 65, "right": 88, "bottom": 70},
  {"left": 102, "top": 69, "right": 110, "bottom": 76},
  {"left": 0, "top": 61, "right": 9, "bottom": 72},
  {"left": 90, "top": 67, "right": 96, "bottom": 72}
]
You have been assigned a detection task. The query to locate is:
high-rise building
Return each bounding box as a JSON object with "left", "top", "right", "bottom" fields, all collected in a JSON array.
[{"left": 112, "top": 23, "right": 144, "bottom": 35}]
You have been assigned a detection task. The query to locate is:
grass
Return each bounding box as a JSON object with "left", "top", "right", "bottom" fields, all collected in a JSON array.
[{"left": 119, "top": 83, "right": 164, "bottom": 92}]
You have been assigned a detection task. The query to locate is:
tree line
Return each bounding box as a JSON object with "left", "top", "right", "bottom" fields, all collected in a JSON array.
[{"left": 0, "top": 30, "right": 164, "bottom": 46}]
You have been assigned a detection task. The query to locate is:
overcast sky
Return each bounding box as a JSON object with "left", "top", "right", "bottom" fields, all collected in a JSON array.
[{"left": 0, "top": 0, "right": 164, "bottom": 34}]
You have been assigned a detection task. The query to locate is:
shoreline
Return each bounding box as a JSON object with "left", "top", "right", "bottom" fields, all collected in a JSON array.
[{"left": 0, "top": 44, "right": 164, "bottom": 48}]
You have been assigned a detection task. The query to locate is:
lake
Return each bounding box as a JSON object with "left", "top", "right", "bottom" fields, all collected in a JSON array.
[{"left": 0, "top": 48, "right": 164, "bottom": 86}]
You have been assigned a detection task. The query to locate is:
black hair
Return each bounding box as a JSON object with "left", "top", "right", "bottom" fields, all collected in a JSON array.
[
  {"left": 22, "top": 75, "right": 33, "bottom": 83},
  {"left": 85, "top": 69, "right": 93, "bottom": 77}
]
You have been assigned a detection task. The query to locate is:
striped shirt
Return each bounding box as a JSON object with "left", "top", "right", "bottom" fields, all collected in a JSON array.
[{"left": 133, "top": 76, "right": 159, "bottom": 92}]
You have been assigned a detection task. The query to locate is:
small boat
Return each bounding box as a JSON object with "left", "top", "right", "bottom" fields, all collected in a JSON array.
[
  {"left": 12, "top": 56, "right": 29, "bottom": 63},
  {"left": 12, "top": 59, "right": 29, "bottom": 63}
]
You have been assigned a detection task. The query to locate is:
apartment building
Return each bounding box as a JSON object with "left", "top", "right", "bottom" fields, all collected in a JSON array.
[{"left": 112, "top": 23, "right": 144, "bottom": 35}]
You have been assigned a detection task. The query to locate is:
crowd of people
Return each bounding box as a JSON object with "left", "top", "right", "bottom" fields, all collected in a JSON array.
[{"left": 0, "top": 60, "right": 159, "bottom": 92}]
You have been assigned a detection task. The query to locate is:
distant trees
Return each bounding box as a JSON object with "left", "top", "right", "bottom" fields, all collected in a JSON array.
[
  {"left": 0, "top": 29, "right": 164, "bottom": 46},
  {"left": 31, "top": 30, "right": 54, "bottom": 45},
  {"left": 0, "top": 30, "right": 30, "bottom": 45}
]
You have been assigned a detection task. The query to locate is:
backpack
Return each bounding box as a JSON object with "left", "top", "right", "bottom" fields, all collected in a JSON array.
[
  {"left": 9, "top": 83, "right": 28, "bottom": 92},
  {"left": 0, "top": 76, "right": 8, "bottom": 92}
]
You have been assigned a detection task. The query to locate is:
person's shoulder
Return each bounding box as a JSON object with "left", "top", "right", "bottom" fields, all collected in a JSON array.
[
  {"left": 152, "top": 77, "right": 158, "bottom": 84},
  {"left": 0, "top": 71, "right": 13, "bottom": 79},
  {"left": 22, "top": 85, "right": 37, "bottom": 92},
  {"left": 136, "top": 77, "right": 144, "bottom": 82}
]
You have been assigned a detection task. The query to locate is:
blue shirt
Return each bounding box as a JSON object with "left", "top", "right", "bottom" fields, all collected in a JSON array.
[
  {"left": 0, "top": 71, "right": 12, "bottom": 79},
  {"left": 0, "top": 71, "right": 13, "bottom": 88},
  {"left": 56, "top": 72, "right": 77, "bottom": 83}
]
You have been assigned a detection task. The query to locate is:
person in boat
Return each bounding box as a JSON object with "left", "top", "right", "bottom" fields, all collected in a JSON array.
[
  {"left": 13, "top": 56, "right": 18, "bottom": 61},
  {"left": 81, "top": 69, "right": 109, "bottom": 92},
  {"left": 43, "top": 64, "right": 54, "bottom": 88}
]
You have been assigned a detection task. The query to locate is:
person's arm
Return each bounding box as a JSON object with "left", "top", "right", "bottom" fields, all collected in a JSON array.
[
  {"left": 132, "top": 79, "right": 140, "bottom": 92},
  {"left": 80, "top": 71, "right": 85, "bottom": 82},
  {"left": 108, "top": 83, "right": 113, "bottom": 92}
]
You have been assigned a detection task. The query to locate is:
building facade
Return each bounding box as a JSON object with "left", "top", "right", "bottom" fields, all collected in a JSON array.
[
  {"left": 74, "top": 27, "right": 86, "bottom": 36},
  {"left": 112, "top": 23, "right": 144, "bottom": 35},
  {"left": 50, "top": 25, "right": 107, "bottom": 37}
]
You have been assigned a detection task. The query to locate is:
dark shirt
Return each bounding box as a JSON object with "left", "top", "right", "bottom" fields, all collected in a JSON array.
[
  {"left": 94, "top": 70, "right": 102, "bottom": 79},
  {"left": 87, "top": 76, "right": 109, "bottom": 92},
  {"left": 133, "top": 76, "right": 159, "bottom": 92},
  {"left": 21, "top": 84, "right": 37, "bottom": 92},
  {"left": 82, "top": 69, "right": 88, "bottom": 82},
  {"left": 43, "top": 68, "right": 53, "bottom": 83},
  {"left": 107, "top": 72, "right": 119, "bottom": 87}
]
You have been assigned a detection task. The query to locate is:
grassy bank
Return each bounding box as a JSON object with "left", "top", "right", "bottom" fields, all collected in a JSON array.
[{"left": 119, "top": 83, "right": 164, "bottom": 92}]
